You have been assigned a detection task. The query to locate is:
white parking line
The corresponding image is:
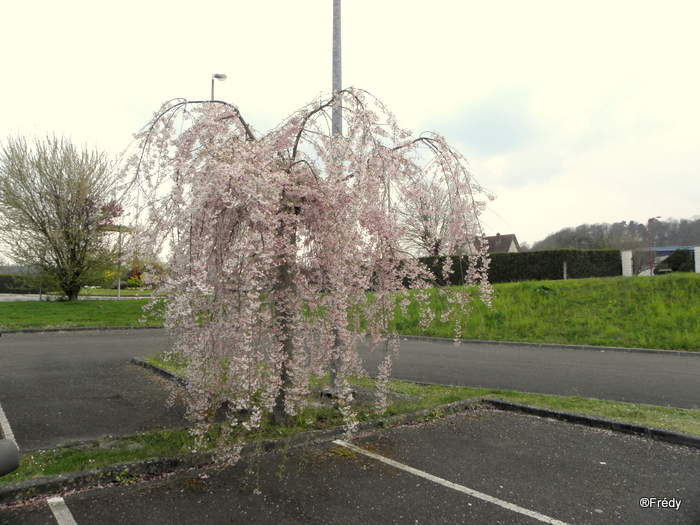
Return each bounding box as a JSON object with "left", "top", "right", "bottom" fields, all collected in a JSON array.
[
  {"left": 48, "top": 497, "right": 79, "bottom": 525},
  {"left": 333, "top": 439, "right": 570, "bottom": 525},
  {"left": 0, "top": 401, "right": 16, "bottom": 445}
]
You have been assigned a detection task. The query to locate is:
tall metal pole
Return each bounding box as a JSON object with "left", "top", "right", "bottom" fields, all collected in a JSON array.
[
  {"left": 329, "top": 0, "right": 342, "bottom": 394},
  {"left": 332, "top": 0, "right": 342, "bottom": 136}
]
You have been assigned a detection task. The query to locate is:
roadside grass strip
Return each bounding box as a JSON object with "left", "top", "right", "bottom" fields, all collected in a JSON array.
[
  {"left": 334, "top": 439, "right": 570, "bottom": 525},
  {"left": 2, "top": 361, "right": 699, "bottom": 505}
]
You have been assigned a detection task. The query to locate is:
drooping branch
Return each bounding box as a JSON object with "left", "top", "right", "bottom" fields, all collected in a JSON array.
[{"left": 123, "top": 87, "right": 493, "bottom": 462}]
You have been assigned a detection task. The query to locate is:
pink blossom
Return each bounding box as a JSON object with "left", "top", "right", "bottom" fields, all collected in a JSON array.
[{"left": 124, "top": 89, "right": 492, "bottom": 463}]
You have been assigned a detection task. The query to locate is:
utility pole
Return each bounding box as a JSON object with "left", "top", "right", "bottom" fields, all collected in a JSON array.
[
  {"left": 98, "top": 224, "right": 133, "bottom": 299},
  {"left": 332, "top": 0, "right": 342, "bottom": 136}
]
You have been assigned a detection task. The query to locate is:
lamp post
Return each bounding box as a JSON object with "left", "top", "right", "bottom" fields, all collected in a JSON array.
[
  {"left": 648, "top": 216, "right": 661, "bottom": 275},
  {"left": 211, "top": 73, "right": 227, "bottom": 101},
  {"left": 98, "top": 224, "right": 133, "bottom": 299},
  {"left": 331, "top": 0, "right": 342, "bottom": 136}
]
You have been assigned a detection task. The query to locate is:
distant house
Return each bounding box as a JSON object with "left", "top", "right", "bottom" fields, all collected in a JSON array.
[{"left": 484, "top": 233, "right": 521, "bottom": 253}]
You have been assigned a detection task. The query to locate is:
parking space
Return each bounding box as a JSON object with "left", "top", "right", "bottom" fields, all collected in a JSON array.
[
  {"left": 0, "top": 330, "right": 185, "bottom": 451},
  {"left": 3, "top": 410, "right": 699, "bottom": 524}
]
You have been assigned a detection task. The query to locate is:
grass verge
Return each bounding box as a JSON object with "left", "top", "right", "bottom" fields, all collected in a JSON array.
[
  {"left": 79, "top": 288, "right": 153, "bottom": 297},
  {"left": 0, "top": 298, "right": 164, "bottom": 329},
  {"left": 2, "top": 274, "right": 699, "bottom": 350},
  {"left": 4, "top": 370, "right": 696, "bottom": 487},
  {"left": 392, "top": 274, "right": 700, "bottom": 350}
]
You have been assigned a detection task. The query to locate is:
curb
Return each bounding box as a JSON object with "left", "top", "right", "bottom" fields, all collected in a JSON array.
[
  {"left": 1, "top": 326, "right": 164, "bottom": 335},
  {"left": 130, "top": 358, "right": 188, "bottom": 386},
  {"left": 398, "top": 334, "right": 700, "bottom": 357},
  {"left": 484, "top": 399, "right": 700, "bottom": 449},
  {"left": 4, "top": 326, "right": 698, "bottom": 356}
]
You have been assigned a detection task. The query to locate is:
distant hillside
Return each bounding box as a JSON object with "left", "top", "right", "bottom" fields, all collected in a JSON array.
[{"left": 532, "top": 217, "right": 700, "bottom": 251}]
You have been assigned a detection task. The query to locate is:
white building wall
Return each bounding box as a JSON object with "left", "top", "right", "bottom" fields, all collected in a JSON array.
[{"left": 696, "top": 247, "right": 700, "bottom": 273}]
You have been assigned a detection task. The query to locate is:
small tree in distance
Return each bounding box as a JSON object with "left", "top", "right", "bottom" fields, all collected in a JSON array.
[
  {"left": 126, "top": 88, "right": 493, "bottom": 460},
  {"left": 0, "top": 136, "right": 124, "bottom": 300},
  {"left": 398, "top": 176, "right": 452, "bottom": 256}
]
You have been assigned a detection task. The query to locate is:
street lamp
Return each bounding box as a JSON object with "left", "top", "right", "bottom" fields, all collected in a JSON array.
[
  {"left": 648, "top": 216, "right": 661, "bottom": 275},
  {"left": 98, "top": 224, "right": 133, "bottom": 299},
  {"left": 331, "top": 0, "right": 342, "bottom": 136},
  {"left": 211, "top": 73, "right": 227, "bottom": 101}
]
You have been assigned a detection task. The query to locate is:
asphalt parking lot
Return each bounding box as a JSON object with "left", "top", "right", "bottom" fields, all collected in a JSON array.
[
  {"left": 2, "top": 409, "right": 699, "bottom": 524},
  {"left": 1, "top": 330, "right": 699, "bottom": 523},
  {"left": 0, "top": 330, "right": 186, "bottom": 451}
]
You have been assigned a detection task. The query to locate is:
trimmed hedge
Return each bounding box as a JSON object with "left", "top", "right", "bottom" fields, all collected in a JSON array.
[
  {"left": 0, "top": 274, "right": 59, "bottom": 294},
  {"left": 0, "top": 274, "right": 38, "bottom": 294},
  {"left": 418, "top": 249, "right": 622, "bottom": 285}
]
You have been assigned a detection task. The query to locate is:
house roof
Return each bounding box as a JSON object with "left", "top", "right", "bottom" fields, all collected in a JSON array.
[{"left": 484, "top": 234, "right": 520, "bottom": 253}]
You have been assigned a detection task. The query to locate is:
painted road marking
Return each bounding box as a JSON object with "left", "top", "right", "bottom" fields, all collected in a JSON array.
[
  {"left": 0, "top": 401, "right": 16, "bottom": 445},
  {"left": 48, "top": 497, "right": 78, "bottom": 525},
  {"left": 334, "top": 439, "right": 571, "bottom": 525}
]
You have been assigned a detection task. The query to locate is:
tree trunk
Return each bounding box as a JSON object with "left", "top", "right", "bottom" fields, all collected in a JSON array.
[
  {"left": 272, "top": 258, "right": 295, "bottom": 426},
  {"left": 272, "top": 202, "right": 298, "bottom": 426},
  {"left": 66, "top": 285, "right": 80, "bottom": 301}
]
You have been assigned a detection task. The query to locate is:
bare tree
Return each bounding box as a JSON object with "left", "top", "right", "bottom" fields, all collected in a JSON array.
[
  {"left": 0, "top": 135, "right": 123, "bottom": 300},
  {"left": 398, "top": 176, "right": 478, "bottom": 257}
]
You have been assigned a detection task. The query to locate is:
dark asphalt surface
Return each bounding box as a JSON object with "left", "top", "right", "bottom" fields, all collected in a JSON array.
[
  {"left": 2, "top": 410, "right": 699, "bottom": 524},
  {"left": 1, "top": 329, "right": 699, "bottom": 524},
  {"left": 362, "top": 337, "right": 700, "bottom": 409},
  {"left": 0, "top": 330, "right": 186, "bottom": 451}
]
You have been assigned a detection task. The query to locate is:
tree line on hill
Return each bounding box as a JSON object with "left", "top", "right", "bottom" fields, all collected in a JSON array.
[{"left": 531, "top": 217, "right": 700, "bottom": 251}]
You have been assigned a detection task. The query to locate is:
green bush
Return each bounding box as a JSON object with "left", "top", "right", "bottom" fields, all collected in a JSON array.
[
  {"left": 126, "top": 275, "right": 143, "bottom": 289},
  {"left": 0, "top": 274, "right": 40, "bottom": 294}
]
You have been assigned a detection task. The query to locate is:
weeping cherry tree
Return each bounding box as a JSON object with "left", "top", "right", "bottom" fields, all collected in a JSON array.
[{"left": 125, "top": 88, "right": 493, "bottom": 460}]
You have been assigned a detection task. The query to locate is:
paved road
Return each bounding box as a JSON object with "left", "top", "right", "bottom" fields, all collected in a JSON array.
[
  {"left": 2, "top": 410, "right": 699, "bottom": 524},
  {"left": 360, "top": 337, "right": 700, "bottom": 409},
  {"left": 0, "top": 294, "right": 143, "bottom": 302}
]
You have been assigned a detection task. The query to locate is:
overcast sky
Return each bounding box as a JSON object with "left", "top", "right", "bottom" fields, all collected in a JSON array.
[{"left": 3, "top": 0, "right": 699, "bottom": 245}]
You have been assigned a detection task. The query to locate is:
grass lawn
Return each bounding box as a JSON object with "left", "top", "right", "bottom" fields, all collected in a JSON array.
[
  {"left": 392, "top": 273, "right": 700, "bottom": 351},
  {"left": 0, "top": 298, "right": 164, "bottom": 329},
  {"left": 2, "top": 274, "right": 699, "bottom": 350}
]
